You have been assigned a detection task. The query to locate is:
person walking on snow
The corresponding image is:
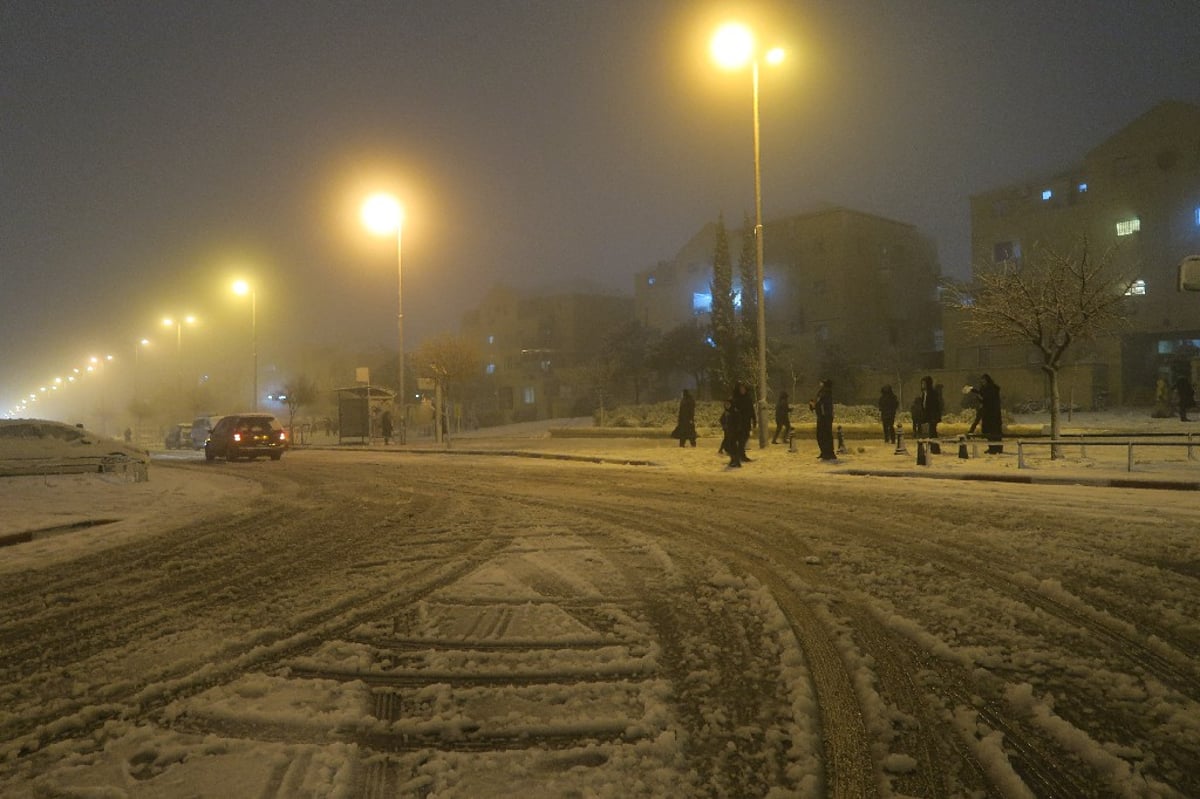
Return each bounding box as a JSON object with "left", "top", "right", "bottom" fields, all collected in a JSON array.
[
  {"left": 810, "top": 379, "right": 836, "bottom": 461},
  {"left": 671, "top": 389, "right": 698, "bottom": 447},
  {"left": 772, "top": 392, "right": 792, "bottom": 444},
  {"left": 878, "top": 385, "right": 899, "bottom": 443}
]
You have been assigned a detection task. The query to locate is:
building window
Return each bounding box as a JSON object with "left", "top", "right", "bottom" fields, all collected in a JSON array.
[
  {"left": 1194, "top": 207, "right": 1200, "bottom": 226},
  {"left": 815, "top": 324, "right": 830, "bottom": 342},
  {"left": 1115, "top": 218, "right": 1140, "bottom": 236},
  {"left": 522, "top": 387, "right": 535, "bottom": 405},
  {"left": 1125, "top": 279, "right": 1147, "bottom": 296},
  {"left": 485, "top": 363, "right": 496, "bottom": 374},
  {"left": 1078, "top": 182, "right": 1088, "bottom": 193},
  {"left": 933, "top": 329, "right": 944, "bottom": 352},
  {"left": 692, "top": 292, "right": 712, "bottom": 314},
  {"left": 647, "top": 276, "right": 656, "bottom": 286},
  {"left": 1041, "top": 189, "right": 1053, "bottom": 201}
]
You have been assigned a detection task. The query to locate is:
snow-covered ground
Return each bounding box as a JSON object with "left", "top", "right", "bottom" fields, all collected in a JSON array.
[{"left": 2, "top": 413, "right": 1198, "bottom": 797}]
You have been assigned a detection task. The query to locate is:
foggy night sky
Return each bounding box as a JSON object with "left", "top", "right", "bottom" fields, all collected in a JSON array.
[{"left": 3, "top": 0, "right": 1200, "bottom": 407}]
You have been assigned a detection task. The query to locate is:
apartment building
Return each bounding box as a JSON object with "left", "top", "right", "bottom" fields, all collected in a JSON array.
[
  {"left": 460, "top": 285, "right": 634, "bottom": 423},
  {"left": 635, "top": 207, "right": 942, "bottom": 402},
  {"left": 953, "top": 100, "right": 1200, "bottom": 406}
]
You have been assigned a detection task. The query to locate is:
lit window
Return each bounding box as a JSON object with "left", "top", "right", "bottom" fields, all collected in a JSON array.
[
  {"left": 732, "top": 291, "right": 743, "bottom": 309},
  {"left": 692, "top": 292, "right": 712, "bottom": 313},
  {"left": 1195, "top": 207, "right": 1200, "bottom": 226},
  {"left": 522, "top": 387, "right": 535, "bottom": 405},
  {"left": 1078, "top": 182, "right": 1088, "bottom": 193},
  {"left": 485, "top": 363, "right": 495, "bottom": 374},
  {"left": 487, "top": 334, "right": 494, "bottom": 344},
  {"left": 1041, "top": 189, "right": 1052, "bottom": 201},
  {"left": 1115, "top": 218, "right": 1140, "bottom": 236},
  {"left": 647, "top": 276, "right": 656, "bottom": 286},
  {"left": 1125, "top": 279, "right": 1147, "bottom": 296}
]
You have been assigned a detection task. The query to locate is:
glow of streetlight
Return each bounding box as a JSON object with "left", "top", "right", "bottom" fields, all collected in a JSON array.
[
  {"left": 361, "top": 193, "right": 404, "bottom": 236},
  {"left": 710, "top": 22, "right": 754, "bottom": 69}
]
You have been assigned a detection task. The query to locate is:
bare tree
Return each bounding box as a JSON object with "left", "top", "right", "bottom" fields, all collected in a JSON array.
[
  {"left": 279, "top": 375, "right": 319, "bottom": 441},
  {"left": 942, "top": 237, "right": 1135, "bottom": 455},
  {"left": 413, "top": 334, "right": 482, "bottom": 435}
]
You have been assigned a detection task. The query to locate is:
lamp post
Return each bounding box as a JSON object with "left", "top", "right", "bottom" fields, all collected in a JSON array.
[
  {"left": 711, "top": 22, "right": 784, "bottom": 449},
  {"left": 361, "top": 192, "right": 407, "bottom": 444},
  {"left": 162, "top": 315, "right": 197, "bottom": 415},
  {"left": 232, "top": 280, "right": 257, "bottom": 411},
  {"left": 133, "top": 337, "right": 150, "bottom": 441}
]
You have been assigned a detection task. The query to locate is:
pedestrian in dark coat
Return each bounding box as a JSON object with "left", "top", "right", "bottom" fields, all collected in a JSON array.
[
  {"left": 975, "top": 374, "right": 1003, "bottom": 453},
  {"left": 381, "top": 410, "right": 394, "bottom": 445},
  {"left": 810, "top": 379, "right": 836, "bottom": 460},
  {"left": 878, "top": 385, "right": 899, "bottom": 443},
  {"left": 918, "top": 375, "right": 944, "bottom": 449},
  {"left": 772, "top": 392, "right": 792, "bottom": 444},
  {"left": 727, "top": 381, "right": 755, "bottom": 467},
  {"left": 1176, "top": 375, "right": 1195, "bottom": 422},
  {"left": 671, "top": 389, "right": 698, "bottom": 447},
  {"left": 717, "top": 398, "right": 733, "bottom": 455}
]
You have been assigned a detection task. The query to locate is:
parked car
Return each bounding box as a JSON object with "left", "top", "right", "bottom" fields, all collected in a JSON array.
[
  {"left": 163, "top": 423, "right": 192, "bottom": 450},
  {"left": 204, "top": 413, "right": 287, "bottom": 461},
  {"left": 190, "top": 415, "right": 222, "bottom": 450}
]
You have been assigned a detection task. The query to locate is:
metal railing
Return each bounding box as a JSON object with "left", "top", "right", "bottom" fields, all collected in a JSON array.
[{"left": 1016, "top": 435, "right": 1197, "bottom": 471}]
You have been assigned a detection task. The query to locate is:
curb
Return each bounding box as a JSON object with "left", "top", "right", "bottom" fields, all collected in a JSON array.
[{"left": 841, "top": 468, "right": 1200, "bottom": 491}]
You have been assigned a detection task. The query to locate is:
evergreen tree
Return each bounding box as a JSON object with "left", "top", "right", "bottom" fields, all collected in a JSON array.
[
  {"left": 736, "top": 213, "right": 759, "bottom": 388},
  {"left": 709, "top": 214, "right": 738, "bottom": 396}
]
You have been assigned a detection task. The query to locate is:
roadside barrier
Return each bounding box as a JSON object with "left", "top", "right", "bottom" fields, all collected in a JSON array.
[{"left": 1016, "top": 436, "right": 1197, "bottom": 471}]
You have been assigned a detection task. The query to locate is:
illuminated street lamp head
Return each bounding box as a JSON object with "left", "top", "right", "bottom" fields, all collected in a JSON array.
[
  {"left": 765, "top": 47, "right": 785, "bottom": 65},
  {"left": 232, "top": 279, "right": 251, "bottom": 296},
  {"left": 711, "top": 22, "right": 754, "bottom": 69},
  {"left": 361, "top": 193, "right": 405, "bottom": 236}
]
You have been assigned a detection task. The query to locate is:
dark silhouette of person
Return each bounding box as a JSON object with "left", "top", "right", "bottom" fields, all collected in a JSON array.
[
  {"left": 717, "top": 398, "right": 733, "bottom": 455},
  {"left": 772, "top": 392, "right": 792, "bottom": 444},
  {"left": 1176, "top": 375, "right": 1195, "bottom": 422},
  {"left": 672, "top": 389, "right": 698, "bottom": 447},
  {"left": 381, "top": 410, "right": 394, "bottom": 445},
  {"left": 727, "top": 381, "right": 755, "bottom": 467},
  {"left": 878, "top": 385, "right": 899, "bottom": 443},
  {"left": 811, "top": 379, "right": 836, "bottom": 460},
  {"left": 919, "top": 375, "right": 943, "bottom": 453},
  {"left": 976, "top": 374, "right": 1004, "bottom": 453}
]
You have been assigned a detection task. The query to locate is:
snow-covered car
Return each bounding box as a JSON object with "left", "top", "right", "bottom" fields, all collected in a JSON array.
[
  {"left": 164, "top": 423, "right": 192, "bottom": 450},
  {"left": 0, "top": 419, "right": 149, "bottom": 479},
  {"left": 204, "top": 414, "right": 287, "bottom": 462}
]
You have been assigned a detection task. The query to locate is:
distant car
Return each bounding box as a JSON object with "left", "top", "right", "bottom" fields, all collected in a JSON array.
[
  {"left": 204, "top": 413, "right": 287, "bottom": 462},
  {"left": 190, "top": 415, "right": 222, "bottom": 450},
  {"left": 164, "top": 423, "right": 192, "bottom": 450}
]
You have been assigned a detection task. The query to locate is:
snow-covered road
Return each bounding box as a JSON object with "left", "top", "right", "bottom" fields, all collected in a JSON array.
[{"left": 2, "top": 445, "right": 1198, "bottom": 797}]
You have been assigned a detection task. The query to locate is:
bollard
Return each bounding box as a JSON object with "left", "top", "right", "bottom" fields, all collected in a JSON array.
[
  {"left": 916, "top": 440, "right": 927, "bottom": 466},
  {"left": 957, "top": 436, "right": 968, "bottom": 459},
  {"left": 836, "top": 425, "right": 847, "bottom": 454},
  {"left": 894, "top": 428, "right": 907, "bottom": 454},
  {"left": 788, "top": 429, "right": 796, "bottom": 453}
]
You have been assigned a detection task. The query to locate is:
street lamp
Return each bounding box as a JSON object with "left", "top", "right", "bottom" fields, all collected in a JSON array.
[
  {"left": 232, "top": 280, "right": 257, "bottom": 411},
  {"left": 162, "top": 314, "right": 197, "bottom": 413},
  {"left": 361, "top": 192, "right": 407, "bottom": 443},
  {"left": 133, "top": 337, "right": 150, "bottom": 440},
  {"left": 712, "top": 22, "right": 784, "bottom": 449}
]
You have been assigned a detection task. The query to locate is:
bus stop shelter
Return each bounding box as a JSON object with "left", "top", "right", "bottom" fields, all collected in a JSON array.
[{"left": 333, "top": 385, "right": 396, "bottom": 445}]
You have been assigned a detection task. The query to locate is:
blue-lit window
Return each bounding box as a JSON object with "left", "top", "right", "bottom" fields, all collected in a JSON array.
[
  {"left": 704, "top": 335, "right": 716, "bottom": 348},
  {"left": 485, "top": 363, "right": 496, "bottom": 374},
  {"left": 692, "top": 292, "right": 712, "bottom": 313},
  {"left": 1041, "top": 189, "right": 1053, "bottom": 201},
  {"left": 522, "top": 387, "right": 535, "bottom": 405},
  {"left": 1078, "top": 182, "right": 1088, "bottom": 193},
  {"left": 1125, "top": 279, "right": 1146, "bottom": 296},
  {"left": 732, "top": 291, "right": 742, "bottom": 309},
  {"left": 1194, "top": 207, "right": 1200, "bottom": 226},
  {"left": 1116, "top": 218, "right": 1140, "bottom": 236},
  {"left": 647, "top": 276, "right": 656, "bottom": 286}
]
